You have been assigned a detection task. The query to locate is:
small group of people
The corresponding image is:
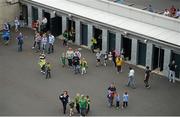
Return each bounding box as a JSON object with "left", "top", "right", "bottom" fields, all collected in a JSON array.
[
  {"left": 95, "top": 51, "right": 113, "bottom": 67},
  {"left": 38, "top": 53, "right": 51, "bottom": 79},
  {"left": 62, "top": 28, "right": 75, "bottom": 46},
  {"left": 95, "top": 50, "right": 124, "bottom": 73},
  {"left": 61, "top": 47, "right": 88, "bottom": 75},
  {"left": 59, "top": 91, "right": 90, "bottom": 116},
  {"left": 163, "top": 6, "right": 180, "bottom": 18},
  {"left": 107, "top": 83, "right": 129, "bottom": 109},
  {"left": 32, "top": 31, "right": 55, "bottom": 54}
]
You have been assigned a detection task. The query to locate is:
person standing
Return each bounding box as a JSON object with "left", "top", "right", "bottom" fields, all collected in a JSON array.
[
  {"left": 60, "top": 52, "right": 66, "bottom": 67},
  {"left": 107, "top": 90, "right": 113, "bottom": 107},
  {"left": 63, "top": 30, "right": 68, "bottom": 46},
  {"left": 168, "top": 60, "right": 177, "bottom": 83},
  {"left": 39, "top": 53, "right": 46, "bottom": 74},
  {"left": 35, "top": 33, "right": 42, "bottom": 52},
  {"left": 14, "top": 17, "right": 20, "bottom": 32},
  {"left": 104, "top": 51, "right": 108, "bottom": 66},
  {"left": 72, "top": 53, "right": 80, "bottom": 74},
  {"left": 41, "top": 17, "right": 47, "bottom": 32},
  {"left": 122, "top": 91, "right": 128, "bottom": 109},
  {"left": 69, "top": 100, "right": 75, "bottom": 116},
  {"left": 45, "top": 62, "right": 51, "bottom": 79},
  {"left": 112, "top": 50, "right": 116, "bottom": 67},
  {"left": 115, "top": 93, "right": 120, "bottom": 109},
  {"left": 66, "top": 48, "right": 74, "bottom": 67},
  {"left": 86, "top": 95, "right": 90, "bottom": 114},
  {"left": 80, "top": 58, "right": 88, "bottom": 75},
  {"left": 144, "top": 66, "right": 151, "bottom": 88},
  {"left": 91, "top": 37, "right": 97, "bottom": 53},
  {"left": 41, "top": 33, "right": 47, "bottom": 52},
  {"left": 16, "top": 32, "right": 24, "bottom": 52},
  {"left": 115, "top": 55, "right": 123, "bottom": 73},
  {"left": 108, "top": 83, "right": 116, "bottom": 106},
  {"left": 59, "top": 91, "right": 69, "bottom": 115},
  {"left": 79, "top": 95, "right": 87, "bottom": 116},
  {"left": 96, "top": 51, "right": 101, "bottom": 67},
  {"left": 48, "top": 33, "right": 55, "bottom": 54},
  {"left": 74, "top": 93, "right": 80, "bottom": 114},
  {"left": 126, "top": 67, "right": 136, "bottom": 89}
]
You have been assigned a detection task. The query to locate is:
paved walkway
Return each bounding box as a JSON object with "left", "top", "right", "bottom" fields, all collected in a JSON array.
[{"left": 0, "top": 28, "right": 180, "bottom": 116}]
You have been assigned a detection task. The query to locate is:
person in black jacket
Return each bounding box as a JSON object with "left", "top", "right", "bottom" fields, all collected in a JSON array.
[
  {"left": 59, "top": 91, "right": 69, "bottom": 114},
  {"left": 73, "top": 53, "right": 80, "bottom": 74}
]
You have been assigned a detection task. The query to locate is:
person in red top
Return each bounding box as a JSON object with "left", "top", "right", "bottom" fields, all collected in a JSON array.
[{"left": 170, "top": 5, "right": 176, "bottom": 17}]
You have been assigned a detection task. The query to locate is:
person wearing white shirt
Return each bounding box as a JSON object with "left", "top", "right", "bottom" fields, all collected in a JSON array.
[
  {"left": 175, "top": 9, "right": 180, "bottom": 18},
  {"left": 48, "top": 33, "right": 55, "bottom": 54},
  {"left": 163, "top": 9, "right": 170, "bottom": 16},
  {"left": 41, "top": 34, "right": 47, "bottom": 51},
  {"left": 66, "top": 48, "right": 74, "bottom": 67},
  {"left": 126, "top": 67, "right": 136, "bottom": 89},
  {"left": 41, "top": 17, "right": 48, "bottom": 32},
  {"left": 14, "top": 17, "right": 20, "bottom": 32}
]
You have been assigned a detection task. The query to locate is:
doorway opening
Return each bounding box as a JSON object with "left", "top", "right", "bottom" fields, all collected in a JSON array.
[
  {"left": 93, "top": 27, "right": 102, "bottom": 50},
  {"left": 50, "top": 15, "right": 62, "bottom": 37},
  {"left": 152, "top": 46, "right": 164, "bottom": 71},
  {"left": 80, "top": 23, "right": 88, "bottom": 46},
  {"left": 137, "top": 41, "right": 147, "bottom": 66},
  {"left": 121, "top": 36, "right": 132, "bottom": 61}
]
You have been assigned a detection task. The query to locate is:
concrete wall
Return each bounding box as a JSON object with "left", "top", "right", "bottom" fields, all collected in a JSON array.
[
  {"left": 0, "top": 0, "right": 20, "bottom": 29},
  {"left": 68, "top": 0, "right": 180, "bottom": 32}
]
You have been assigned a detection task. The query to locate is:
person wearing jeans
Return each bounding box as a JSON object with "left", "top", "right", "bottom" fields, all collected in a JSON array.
[
  {"left": 168, "top": 60, "right": 177, "bottom": 83},
  {"left": 127, "top": 67, "right": 136, "bottom": 89}
]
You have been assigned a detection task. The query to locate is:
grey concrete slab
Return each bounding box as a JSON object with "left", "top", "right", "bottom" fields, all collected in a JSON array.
[{"left": 0, "top": 28, "right": 180, "bottom": 116}]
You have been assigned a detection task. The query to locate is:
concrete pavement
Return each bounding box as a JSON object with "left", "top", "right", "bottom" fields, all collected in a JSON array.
[{"left": 0, "top": 28, "right": 180, "bottom": 116}]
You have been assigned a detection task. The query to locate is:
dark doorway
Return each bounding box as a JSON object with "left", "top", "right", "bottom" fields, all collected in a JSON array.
[
  {"left": 50, "top": 15, "right": 62, "bottom": 37},
  {"left": 43, "top": 11, "right": 50, "bottom": 31},
  {"left": 108, "top": 31, "right": 116, "bottom": 52},
  {"left": 67, "top": 18, "right": 75, "bottom": 31},
  {"left": 32, "top": 6, "right": 38, "bottom": 21},
  {"left": 21, "top": 5, "right": 28, "bottom": 25},
  {"left": 80, "top": 23, "right": 88, "bottom": 46},
  {"left": 93, "top": 27, "right": 102, "bottom": 50},
  {"left": 67, "top": 18, "right": 76, "bottom": 42},
  {"left": 152, "top": 46, "right": 164, "bottom": 71},
  {"left": 171, "top": 52, "right": 180, "bottom": 79},
  {"left": 122, "top": 36, "right": 132, "bottom": 61},
  {"left": 138, "top": 41, "right": 146, "bottom": 66}
]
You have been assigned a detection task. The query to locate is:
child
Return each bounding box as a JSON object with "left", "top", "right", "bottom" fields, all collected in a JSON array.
[
  {"left": 69, "top": 101, "right": 75, "bottom": 116},
  {"left": 104, "top": 51, "right": 108, "bottom": 66},
  {"left": 96, "top": 51, "right": 101, "bottom": 67},
  {"left": 80, "top": 58, "right": 88, "bottom": 75},
  {"left": 61, "top": 52, "right": 66, "bottom": 67},
  {"left": 107, "top": 90, "right": 113, "bottom": 107},
  {"left": 122, "top": 91, "right": 128, "bottom": 109},
  {"left": 45, "top": 62, "right": 51, "bottom": 79},
  {"left": 108, "top": 52, "right": 112, "bottom": 62},
  {"left": 86, "top": 95, "right": 90, "bottom": 114},
  {"left": 39, "top": 53, "right": 46, "bottom": 74},
  {"left": 115, "top": 93, "right": 120, "bottom": 109}
]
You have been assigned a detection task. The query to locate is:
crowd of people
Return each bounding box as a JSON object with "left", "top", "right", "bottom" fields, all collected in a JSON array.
[{"left": 1, "top": 14, "right": 179, "bottom": 116}]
